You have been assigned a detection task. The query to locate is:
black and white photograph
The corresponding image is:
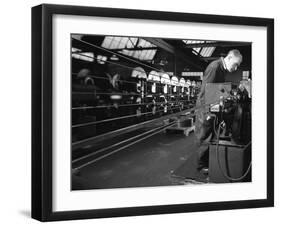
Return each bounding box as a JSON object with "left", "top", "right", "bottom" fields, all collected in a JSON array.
[
  {"left": 30, "top": 3, "right": 274, "bottom": 221},
  {"left": 71, "top": 34, "right": 252, "bottom": 190},
  {"left": 0, "top": 0, "right": 279, "bottom": 224}
]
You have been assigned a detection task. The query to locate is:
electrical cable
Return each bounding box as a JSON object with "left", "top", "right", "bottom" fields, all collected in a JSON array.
[
  {"left": 73, "top": 121, "right": 177, "bottom": 170},
  {"left": 215, "top": 121, "right": 252, "bottom": 182},
  {"left": 73, "top": 91, "right": 141, "bottom": 96},
  {"left": 72, "top": 40, "right": 196, "bottom": 90},
  {"left": 72, "top": 53, "right": 161, "bottom": 80},
  {"left": 72, "top": 97, "right": 221, "bottom": 128},
  {"left": 72, "top": 37, "right": 168, "bottom": 73},
  {"left": 72, "top": 100, "right": 190, "bottom": 110},
  {"left": 72, "top": 105, "right": 183, "bottom": 128},
  {"left": 72, "top": 121, "right": 177, "bottom": 164}
]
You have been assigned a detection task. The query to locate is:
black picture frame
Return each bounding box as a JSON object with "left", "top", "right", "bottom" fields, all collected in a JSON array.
[{"left": 32, "top": 3, "right": 274, "bottom": 222}]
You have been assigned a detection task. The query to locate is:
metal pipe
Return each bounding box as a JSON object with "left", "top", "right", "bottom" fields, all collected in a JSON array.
[
  {"left": 72, "top": 108, "right": 193, "bottom": 150},
  {"left": 72, "top": 122, "right": 176, "bottom": 170},
  {"left": 72, "top": 37, "right": 163, "bottom": 73},
  {"left": 72, "top": 121, "right": 176, "bottom": 164},
  {"left": 72, "top": 106, "right": 182, "bottom": 128}
]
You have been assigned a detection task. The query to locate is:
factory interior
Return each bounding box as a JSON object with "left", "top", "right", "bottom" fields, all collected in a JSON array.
[{"left": 71, "top": 35, "right": 252, "bottom": 190}]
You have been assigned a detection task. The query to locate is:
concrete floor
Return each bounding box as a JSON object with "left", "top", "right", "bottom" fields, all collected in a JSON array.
[{"left": 72, "top": 131, "right": 201, "bottom": 190}]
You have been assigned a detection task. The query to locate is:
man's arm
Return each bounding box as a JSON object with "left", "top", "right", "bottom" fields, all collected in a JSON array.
[
  {"left": 203, "top": 64, "right": 219, "bottom": 84},
  {"left": 199, "top": 64, "right": 219, "bottom": 99}
]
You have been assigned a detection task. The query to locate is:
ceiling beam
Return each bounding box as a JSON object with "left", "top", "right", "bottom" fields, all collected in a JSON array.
[
  {"left": 144, "top": 38, "right": 175, "bottom": 54},
  {"left": 199, "top": 56, "right": 221, "bottom": 61},
  {"left": 175, "top": 50, "right": 204, "bottom": 70},
  {"left": 145, "top": 38, "right": 204, "bottom": 70},
  {"left": 183, "top": 41, "right": 251, "bottom": 48},
  {"left": 109, "top": 47, "right": 158, "bottom": 51}
]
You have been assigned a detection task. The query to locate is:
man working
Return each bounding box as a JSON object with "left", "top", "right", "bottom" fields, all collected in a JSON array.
[{"left": 195, "top": 49, "right": 243, "bottom": 173}]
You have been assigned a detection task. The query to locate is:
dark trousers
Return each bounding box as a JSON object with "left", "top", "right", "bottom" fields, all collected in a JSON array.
[
  {"left": 197, "top": 142, "right": 210, "bottom": 169},
  {"left": 195, "top": 115, "right": 214, "bottom": 170}
]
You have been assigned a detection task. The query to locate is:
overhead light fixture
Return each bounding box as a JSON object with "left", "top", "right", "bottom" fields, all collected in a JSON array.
[
  {"left": 159, "top": 59, "right": 168, "bottom": 66},
  {"left": 97, "top": 55, "right": 107, "bottom": 64},
  {"left": 110, "top": 54, "right": 119, "bottom": 61},
  {"left": 110, "top": 95, "right": 122, "bottom": 100},
  {"left": 184, "top": 66, "right": 190, "bottom": 72},
  {"left": 72, "top": 51, "right": 94, "bottom": 62},
  {"left": 192, "top": 50, "right": 199, "bottom": 55}
]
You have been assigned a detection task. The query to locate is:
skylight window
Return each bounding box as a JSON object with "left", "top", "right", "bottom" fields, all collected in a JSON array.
[
  {"left": 200, "top": 47, "right": 216, "bottom": 57},
  {"left": 102, "top": 36, "right": 157, "bottom": 61},
  {"left": 72, "top": 47, "right": 94, "bottom": 62},
  {"left": 183, "top": 40, "right": 216, "bottom": 57}
]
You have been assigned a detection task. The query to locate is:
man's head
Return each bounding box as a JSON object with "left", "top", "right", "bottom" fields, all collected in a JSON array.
[{"left": 224, "top": 49, "right": 243, "bottom": 72}]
